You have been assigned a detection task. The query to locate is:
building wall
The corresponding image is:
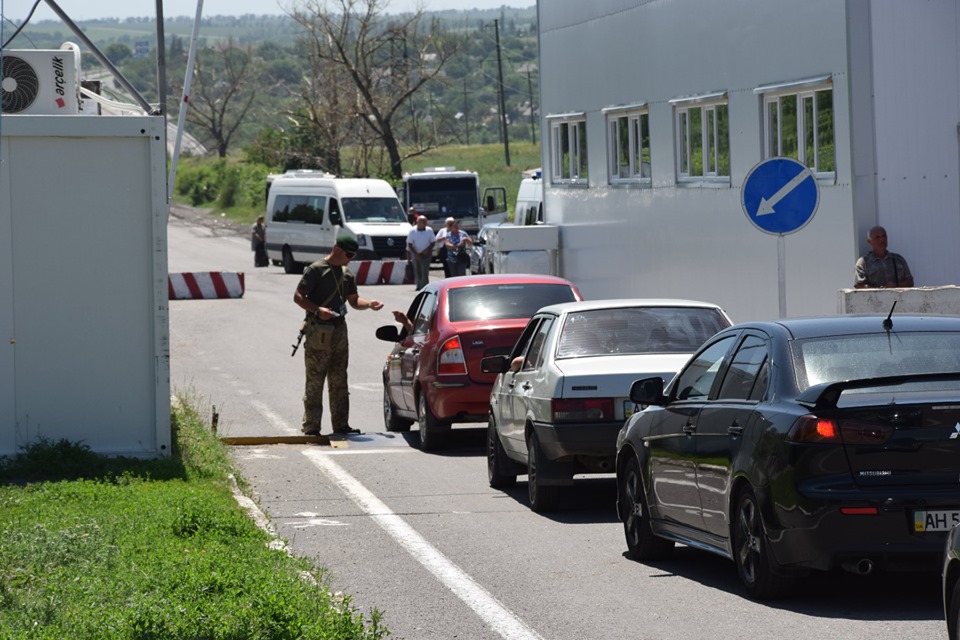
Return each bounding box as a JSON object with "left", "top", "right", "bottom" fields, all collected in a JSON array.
[
  {"left": 537, "top": 0, "right": 959, "bottom": 322},
  {"left": 865, "top": 0, "right": 960, "bottom": 287},
  {"left": 0, "top": 115, "right": 170, "bottom": 457}
]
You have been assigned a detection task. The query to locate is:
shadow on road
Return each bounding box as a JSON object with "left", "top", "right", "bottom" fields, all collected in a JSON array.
[{"left": 630, "top": 546, "right": 943, "bottom": 621}]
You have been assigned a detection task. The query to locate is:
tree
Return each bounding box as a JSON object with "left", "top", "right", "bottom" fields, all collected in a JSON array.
[
  {"left": 104, "top": 42, "right": 132, "bottom": 65},
  {"left": 289, "top": 0, "right": 461, "bottom": 180},
  {"left": 180, "top": 40, "right": 263, "bottom": 158}
]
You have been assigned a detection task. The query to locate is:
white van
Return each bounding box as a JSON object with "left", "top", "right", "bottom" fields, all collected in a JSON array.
[
  {"left": 264, "top": 172, "right": 412, "bottom": 273},
  {"left": 513, "top": 171, "right": 544, "bottom": 226}
]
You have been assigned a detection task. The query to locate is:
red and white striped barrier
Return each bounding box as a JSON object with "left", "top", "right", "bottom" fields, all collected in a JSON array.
[
  {"left": 168, "top": 272, "right": 245, "bottom": 300},
  {"left": 353, "top": 260, "right": 414, "bottom": 285}
]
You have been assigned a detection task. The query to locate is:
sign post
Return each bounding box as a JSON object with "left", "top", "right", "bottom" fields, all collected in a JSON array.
[{"left": 741, "top": 157, "right": 820, "bottom": 318}]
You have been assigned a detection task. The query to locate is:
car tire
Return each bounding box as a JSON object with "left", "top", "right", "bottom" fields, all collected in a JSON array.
[
  {"left": 282, "top": 247, "right": 299, "bottom": 274},
  {"left": 950, "top": 578, "right": 960, "bottom": 640},
  {"left": 619, "top": 456, "right": 674, "bottom": 560},
  {"left": 732, "top": 487, "right": 795, "bottom": 600},
  {"left": 487, "top": 416, "right": 517, "bottom": 489},
  {"left": 383, "top": 387, "right": 412, "bottom": 432},
  {"left": 418, "top": 393, "right": 447, "bottom": 452},
  {"left": 526, "top": 430, "right": 560, "bottom": 512}
]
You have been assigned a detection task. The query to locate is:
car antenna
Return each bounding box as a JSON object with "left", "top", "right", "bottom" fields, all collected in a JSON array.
[{"left": 882, "top": 301, "right": 897, "bottom": 331}]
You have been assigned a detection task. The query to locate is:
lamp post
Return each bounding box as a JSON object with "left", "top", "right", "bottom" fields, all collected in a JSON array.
[{"left": 493, "top": 19, "right": 510, "bottom": 166}]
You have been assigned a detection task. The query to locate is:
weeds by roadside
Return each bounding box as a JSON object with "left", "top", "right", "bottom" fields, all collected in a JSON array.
[{"left": 0, "top": 397, "right": 388, "bottom": 639}]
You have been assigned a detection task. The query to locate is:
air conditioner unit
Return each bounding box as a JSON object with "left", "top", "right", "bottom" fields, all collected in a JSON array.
[{"left": 1, "top": 46, "right": 80, "bottom": 115}]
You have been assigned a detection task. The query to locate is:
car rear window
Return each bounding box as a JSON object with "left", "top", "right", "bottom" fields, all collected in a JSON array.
[
  {"left": 797, "top": 332, "right": 960, "bottom": 390},
  {"left": 556, "top": 307, "right": 730, "bottom": 358},
  {"left": 447, "top": 284, "right": 577, "bottom": 322}
]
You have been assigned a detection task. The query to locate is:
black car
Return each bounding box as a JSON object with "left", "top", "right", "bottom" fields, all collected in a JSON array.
[{"left": 616, "top": 314, "right": 960, "bottom": 599}]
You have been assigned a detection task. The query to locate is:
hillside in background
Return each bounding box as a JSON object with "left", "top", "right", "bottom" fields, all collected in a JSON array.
[
  {"left": 1, "top": 7, "right": 541, "bottom": 179},
  {"left": 0, "top": 7, "right": 537, "bottom": 49}
]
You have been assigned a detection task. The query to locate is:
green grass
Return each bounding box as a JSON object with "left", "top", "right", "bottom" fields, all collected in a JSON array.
[
  {"left": 0, "top": 396, "right": 387, "bottom": 640},
  {"left": 173, "top": 142, "right": 542, "bottom": 229}
]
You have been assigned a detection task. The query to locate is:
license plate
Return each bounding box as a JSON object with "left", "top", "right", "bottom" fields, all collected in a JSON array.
[
  {"left": 914, "top": 510, "right": 960, "bottom": 532},
  {"left": 624, "top": 400, "right": 639, "bottom": 419}
]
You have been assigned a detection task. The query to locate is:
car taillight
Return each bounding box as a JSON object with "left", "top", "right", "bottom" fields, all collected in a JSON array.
[
  {"left": 787, "top": 415, "right": 894, "bottom": 444},
  {"left": 551, "top": 398, "right": 614, "bottom": 423},
  {"left": 437, "top": 337, "right": 467, "bottom": 375}
]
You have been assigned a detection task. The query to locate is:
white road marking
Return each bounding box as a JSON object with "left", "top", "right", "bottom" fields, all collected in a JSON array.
[
  {"left": 350, "top": 382, "right": 384, "bottom": 393},
  {"left": 251, "top": 400, "right": 300, "bottom": 435},
  {"left": 302, "top": 449, "right": 544, "bottom": 640},
  {"left": 291, "top": 518, "right": 348, "bottom": 529}
]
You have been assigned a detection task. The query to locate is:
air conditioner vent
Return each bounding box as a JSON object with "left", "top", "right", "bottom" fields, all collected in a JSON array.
[
  {"left": 2, "top": 55, "right": 40, "bottom": 113},
  {"left": 1, "top": 48, "right": 80, "bottom": 115}
]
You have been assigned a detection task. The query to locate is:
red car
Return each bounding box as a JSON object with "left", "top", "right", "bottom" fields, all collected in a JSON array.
[{"left": 376, "top": 274, "right": 583, "bottom": 450}]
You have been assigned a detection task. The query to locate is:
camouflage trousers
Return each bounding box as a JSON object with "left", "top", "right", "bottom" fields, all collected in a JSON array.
[{"left": 301, "top": 321, "right": 350, "bottom": 433}]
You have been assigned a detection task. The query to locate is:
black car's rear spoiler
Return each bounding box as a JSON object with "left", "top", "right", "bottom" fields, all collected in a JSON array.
[{"left": 798, "top": 371, "right": 960, "bottom": 411}]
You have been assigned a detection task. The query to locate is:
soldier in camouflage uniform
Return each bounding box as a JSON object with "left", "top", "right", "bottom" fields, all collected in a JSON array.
[{"left": 294, "top": 234, "right": 384, "bottom": 435}]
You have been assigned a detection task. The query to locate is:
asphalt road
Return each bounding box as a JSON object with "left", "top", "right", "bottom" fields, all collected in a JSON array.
[{"left": 167, "top": 214, "right": 948, "bottom": 640}]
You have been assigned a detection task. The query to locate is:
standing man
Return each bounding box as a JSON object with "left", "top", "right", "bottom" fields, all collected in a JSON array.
[
  {"left": 406, "top": 215, "right": 436, "bottom": 290},
  {"left": 294, "top": 233, "right": 384, "bottom": 436},
  {"left": 251, "top": 215, "right": 268, "bottom": 267},
  {"left": 435, "top": 217, "right": 455, "bottom": 278},
  {"left": 854, "top": 226, "right": 914, "bottom": 288},
  {"left": 444, "top": 218, "right": 473, "bottom": 277}
]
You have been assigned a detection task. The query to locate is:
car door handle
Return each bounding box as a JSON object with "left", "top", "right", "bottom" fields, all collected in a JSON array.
[
  {"left": 682, "top": 421, "right": 696, "bottom": 435},
  {"left": 521, "top": 382, "right": 532, "bottom": 391},
  {"left": 728, "top": 422, "right": 743, "bottom": 437}
]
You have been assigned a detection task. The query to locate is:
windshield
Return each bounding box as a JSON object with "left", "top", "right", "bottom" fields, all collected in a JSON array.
[
  {"left": 407, "top": 177, "right": 480, "bottom": 219},
  {"left": 796, "top": 332, "right": 960, "bottom": 391},
  {"left": 341, "top": 197, "right": 406, "bottom": 222},
  {"left": 556, "top": 307, "right": 730, "bottom": 358},
  {"left": 447, "top": 284, "right": 577, "bottom": 322}
]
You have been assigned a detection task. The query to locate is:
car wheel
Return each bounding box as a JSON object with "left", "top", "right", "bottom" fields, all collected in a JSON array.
[
  {"left": 383, "top": 387, "right": 412, "bottom": 432},
  {"left": 418, "top": 393, "right": 446, "bottom": 451},
  {"left": 526, "top": 430, "right": 560, "bottom": 512},
  {"left": 950, "top": 578, "right": 960, "bottom": 640},
  {"left": 619, "top": 456, "right": 674, "bottom": 560},
  {"left": 282, "top": 247, "right": 299, "bottom": 274},
  {"left": 487, "top": 416, "right": 517, "bottom": 489},
  {"left": 732, "top": 487, "right": 795, "bottom": 599}
]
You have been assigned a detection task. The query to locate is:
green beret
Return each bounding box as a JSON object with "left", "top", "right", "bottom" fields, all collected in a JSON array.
[{"left": 335, "top": 233, "right": 359, "bottom": 253}]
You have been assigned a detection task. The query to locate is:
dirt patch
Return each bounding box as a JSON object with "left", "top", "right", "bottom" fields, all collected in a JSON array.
[{"left": 169, "top": 204, "right": 248, "bottom": 238}]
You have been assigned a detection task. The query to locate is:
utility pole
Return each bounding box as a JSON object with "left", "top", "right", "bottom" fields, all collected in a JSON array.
[
  {"left": 526, "top": 67, "right": 536, "bottom": 145},
  {"left": 493, "top": 19, "right": 510, "bottom": 166},
  {"left": 463, "top": 77, "right": 469, "bottom": 145}
]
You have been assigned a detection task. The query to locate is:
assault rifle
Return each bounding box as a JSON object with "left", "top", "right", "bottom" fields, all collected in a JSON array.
[{"left": 291, "top": 320, "right": 307, "bottom": 356}]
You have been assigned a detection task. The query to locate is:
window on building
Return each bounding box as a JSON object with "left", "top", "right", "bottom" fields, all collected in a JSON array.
[
  {"left": 605, "top": 105, "right": 651, "bottom": 185},
  {"left": 758, "top": 77, "right": 835, "bottom": 175},
  {"left": 548, "top": 114, "right": 588, "bottom": 184},
  {"left": 672, "top": 93, "right": 730, "bottom": 183}
]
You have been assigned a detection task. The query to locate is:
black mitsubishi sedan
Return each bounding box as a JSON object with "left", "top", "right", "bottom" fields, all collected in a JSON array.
[{"left": 616, "top": 314, "right": 960, "bottom": 599}]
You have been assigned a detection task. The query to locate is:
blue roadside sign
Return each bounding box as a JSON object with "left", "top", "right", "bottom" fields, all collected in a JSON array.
[{"left": 741, "top": 157, "right": 819, "bottom": 235}]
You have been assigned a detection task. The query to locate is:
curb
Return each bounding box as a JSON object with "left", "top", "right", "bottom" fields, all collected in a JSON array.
[
  {"left": 169, "top": 272, "right": 245, "bottom": 299},
  {"left": 353, "top": 260, "right": 414, "bottom": 285}
]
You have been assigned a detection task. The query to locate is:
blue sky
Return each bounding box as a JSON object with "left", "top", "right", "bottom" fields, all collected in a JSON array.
[{"left": 1, "top": 0, "right": 533, "bottom": 22}]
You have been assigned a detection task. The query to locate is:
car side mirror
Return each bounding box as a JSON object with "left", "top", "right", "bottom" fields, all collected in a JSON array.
[
  {"left": 480, "top": 355, "right": 509, "bottom": 374},
  {"left": 330, "top": 210, "right": 343, "bottom": 227},
  {"left": 375, "top": 325, "right": 401, "bottom": 342},
  {"left": 630, "top": 377, "right": 666, "bottom": 405}
]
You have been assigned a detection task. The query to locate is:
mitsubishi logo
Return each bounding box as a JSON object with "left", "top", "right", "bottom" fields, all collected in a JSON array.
[{"left": 950, "top": 422, "right": 960, "bottom": 439}]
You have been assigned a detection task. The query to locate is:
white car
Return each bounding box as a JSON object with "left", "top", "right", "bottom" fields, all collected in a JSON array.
[{"left": 481, "top": 299, "right": 732, "bottom": 512}]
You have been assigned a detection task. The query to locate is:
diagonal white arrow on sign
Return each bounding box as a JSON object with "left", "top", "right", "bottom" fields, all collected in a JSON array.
[{"left": 757, "top": 166, "right": 814, "bottom": 216}]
